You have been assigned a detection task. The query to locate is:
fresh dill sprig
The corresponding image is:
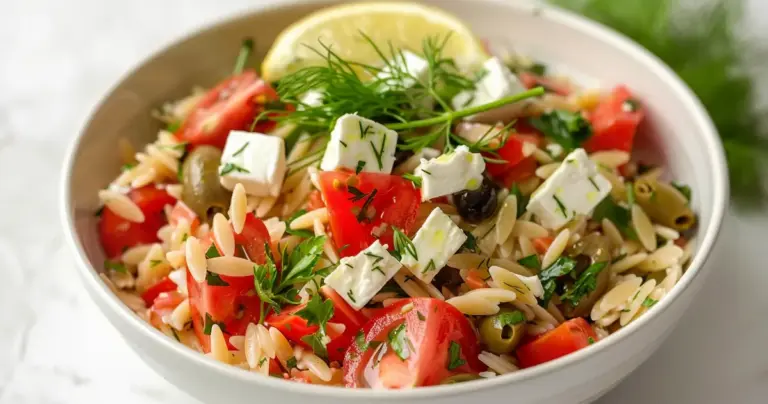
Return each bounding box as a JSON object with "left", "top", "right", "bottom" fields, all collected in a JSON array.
[{"left": 551, "top": 0, "right": 768, "bottom": 207}]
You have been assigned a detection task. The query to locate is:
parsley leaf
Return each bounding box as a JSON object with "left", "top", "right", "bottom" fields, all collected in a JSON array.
[
  {"left": 592, "top": 197, "right": 638, "bottom": 240},
  {"left": 447, "top": 341, "right": 466, "bottom": 370},
  {"left": 529, "top": 110, "right": 593, "bottom": 151},
  {"left": 205, "top": 244, "right": 221, "bottom": 258},
  {"left": 286, "top": 356, "right": 298, "bottom": 369},
  {"left": 203, "top": 313, "right": 227, "bottom": 335},
  {"left": 355, "top": 331, "right": 368, "bottom": 351},
  {"left": 672, "top": 182, "right": 692, "bottom": 203},
  {"left": 561, "top": 262, "right": 608, "bottom": 307},
  {"left": 285, "top": 209, "right": 315, "bottom": 238},
  {"left": 538, "top": 256, "right": 578, "bottom": 305},
  {"left": 495, "top": 310, "right": 526, "bottom": 327},
  {"left": 205, "top": 271, "right": 230, "bottom": 286},
  {"left": 104, "top": 260, "right": 127, "bottom": 274},
  {"left": 642, "top": 297, "right": 658, "bottom": 308},
  {"left": 296, "top": 293, "right": 335, "bottom": 358},
  {"left": 517, "top": 254, "right": 541, "bottom": 271},
  {"left": 302, "top": 333, "right": 329, "bottom": 359},
  {"left": 387, "top": 323, "right": 411, "bottom": 360}
]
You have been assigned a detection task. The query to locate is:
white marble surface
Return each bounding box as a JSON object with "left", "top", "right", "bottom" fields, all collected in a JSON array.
[{"left": 1, "top": 0, "right": 767, "bottom": 403}]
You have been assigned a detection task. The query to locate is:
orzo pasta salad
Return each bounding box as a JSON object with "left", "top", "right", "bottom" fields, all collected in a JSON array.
[{"left": 96, "top": 4, "right": 696, "bottom": 389}]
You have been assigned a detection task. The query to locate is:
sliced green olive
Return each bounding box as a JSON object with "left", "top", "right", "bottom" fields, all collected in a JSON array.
[
  {"left": 478, "top": 309, "right": 527, "bottom": 354},
  {"left": 181, "top": 146, "right": 232, "bottom": 222},
  {"left": 634, "top": 179, "right": 696, "bottom": 231},
  {"left": 560, "top": 233, "right": 612, "bottom": 318},
  {"left": 440, "top": 373, "right": 482, "bottom": 384}
]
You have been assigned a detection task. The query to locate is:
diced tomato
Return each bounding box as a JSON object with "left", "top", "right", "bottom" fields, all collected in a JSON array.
[
  {"left": 465, "top": 270, "right": 488, "bottom": 290},
  {"left": 140, "top": 276, "right": 179, "bottom": 306},
  {"left": 516, "top": 318, "right": 597, "bottom": 368},
  {"left": 234, "top": 213, "right": 271, "bottom": 264},
  {"left": 175, "top": 71, "right": 282, "bottom": 149},
  {"left": 99, "top": 186, "right": 176, "bottom": 258},
  {"left": 317, "top": 172, "right": 421, "bottom": 257},
  {"left": 497, "top": 157, "right": 538, "bottom": 188},
  {"left": 169, "top": 201, "right": 200, "bottom": 233},
  {"left": 584, "top": 86, "right": 644, "bottom": 153},
  {"left": 187, "top": 269, "right": 261, "bottom": 353},
  {"left": 148, "top": 290, "right": 186, "bottom": 329},
  {"left": 533, "top": 237, "right": 554, "bottom": 254},
  {"left": 484, "top": 123, "right": 541, "bottom": 188},
  {"left": 307, "top": 190, "right": 325, "bottom": 211},
  {"left": 344, "top": 298, "right": 484, "bottom": 388},
  {"left": 266, "top": 287, "right": 367, "bottom": 362},
  {"left": 519, "top": 72, "right": 572, "bottom": 96}
]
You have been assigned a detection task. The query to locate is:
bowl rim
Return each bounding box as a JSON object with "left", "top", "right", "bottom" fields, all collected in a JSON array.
[{"left": 60, "top": 0, "right": 729, "bottom": 398}]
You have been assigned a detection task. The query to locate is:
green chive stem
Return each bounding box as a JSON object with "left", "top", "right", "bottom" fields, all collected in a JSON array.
[{"left": 233, "top": 38, "right": 255, "bottom": 75}]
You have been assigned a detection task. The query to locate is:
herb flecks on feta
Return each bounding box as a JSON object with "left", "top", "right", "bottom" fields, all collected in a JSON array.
[
  {"left": 401, "top": 208, "right": 467, "bottom": 283},
  {"left": 219, "top": 131, "right": 287, "bottom": 197},
  {"left": 415, "top": 145, "right": 485, "bottom": 201},
  {"left": 320, "top": 114, "right": 398, "bottom": 174},
  {"left": 324, "top": 240, "right": 402, "bottom": 310},
  {"left": 526, "top": 148, "right": 612, "bottom": 229}
]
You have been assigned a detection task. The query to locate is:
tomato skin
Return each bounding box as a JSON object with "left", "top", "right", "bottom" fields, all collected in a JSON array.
[
  {"left": 516, "top": 318, "right": 597, "bottom": 368},
  {"left": 306, "top": 190, "right": 326, "bottom": 211},
  {"left": 343, "top": 298, "right": 484, "bottom": 388},
  {"left": 235, "top": 213, "right": 271, "bottom": 264},
  {"left": 484, "top": 123, "right": 541, "bottom": 188},
  {"left": 148, "top": 290, "right": 186, "bottom": 329},
  {"left": 140, "top": 276, "right": 178, "bottom": 306},
  {"left": 99, "top": 186, "right": 176, "bottom": 258},
  {"left": 585, "top": 86, "right": 644, "bottom": 153},
  {"left": 266, "top": 287, "right": 367, "bottom": 362},
  {"left": 176, "top": 71, "right": 280, "bottom": 149},
  {"left": 317, "top": 172, "right": 421, "bottom": 257},
  {"left": 532, "top": 237, "right": 554, "bottom": 254}
]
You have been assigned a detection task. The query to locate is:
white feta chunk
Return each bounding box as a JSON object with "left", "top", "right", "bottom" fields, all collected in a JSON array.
[
  {"left": 526, "top": 148, "right": 612, "bottom": 229},
  {"left": 415, "top": 145, "right": 485, "bottom": 201},
  {"left": 401, "top": 208, "right": 467, "bottom": 283},
  {"left": 376, "top": 50, "right": 430, "bottom": 90},
  {"left": 320, "top": 114, "right": 398, "bottom": 174},
  {"left": 324, "top": 240, "right": 402, "bottom": 310},
  {"left": 219, "top": 131, "right": 286, "bottom": 197},
  {"left": 299, "top": 90, "right": 324, "bottom": 109},
  {"left": 452, "top": 57, "right": 528, "bottom": 122}
]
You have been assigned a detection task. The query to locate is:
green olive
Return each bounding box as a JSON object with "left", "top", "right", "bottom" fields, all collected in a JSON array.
[
  {"left": 440, "top": 373, "right": 482, "bottom": 384},
  {"left": 560, "top": 233, "right": 612, "bottom": 318},
  {"left": 634, "top": 179, "right": 696, "bottom": 231},
  {"left": 478, "top": 309, "right": 527, "bottom": 354},
  {"left": 180, "top": 146, "right": 232, "bottom": 222}
]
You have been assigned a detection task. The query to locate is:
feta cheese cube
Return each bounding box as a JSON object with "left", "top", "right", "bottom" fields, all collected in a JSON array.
[
  {"left": 320, "top": 114, "right": 398, "bottom": 174},
  {"left": 401, "top": 208, "right": 467, "bottom": 283},
  {"left": 415, "top": 145, "right": 485, "bottom": 201},
  {"left": 526, "top": 148, "right": 612, "bottom": 229},
  {"left": 219, "top": 131, "right": 286, "bottom": 197},
  {"left": 376, "top": 50, "right": 430, "bottom": 90},
  {"left": 324, "top": 240, "right": 402, "bottom": 310},
  {"left": 451, "top": 57, "right": 528, "bottom": 122}
]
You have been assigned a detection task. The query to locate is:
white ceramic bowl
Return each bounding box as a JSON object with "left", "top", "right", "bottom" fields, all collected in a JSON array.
[{"left": 60, "top": 1, "right": 728, "bottom": 403}]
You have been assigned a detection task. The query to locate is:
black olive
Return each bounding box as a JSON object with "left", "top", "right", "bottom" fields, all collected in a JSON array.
[
  {"left": 453, "top": 177, "right": 499, "bottom": 223},
  {"left": 393, "top": 149, "right": 414, "bottom": 168},
  {"left": 432, "top": 266, "right": 464, "bottom": 291}
]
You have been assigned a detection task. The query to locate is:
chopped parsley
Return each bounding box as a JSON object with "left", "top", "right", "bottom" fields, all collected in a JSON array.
[
  {"left": 402, "top": 173, "right": 422, "bottom": 188},
  {"left": 529, "top": 110, "right": 593, "bottom": 151},
  {"left": 258, "top": 357, "right": 268, "bottom": 367},
  {"left": 447, "top": 341, "right": 466, "bottom": 370},
  {"left": 203, "top": 313, "right": 227, "bottom": 335},
  {"left": 104, "top": 260, "right": 127, "bottom": 274},
  {"left": 517, "top": 254, "right": 541, "bottom": 271},
  {"left": 355, "top": 160, "right": 366, "bottom": 174},
  {"left": 355, "top": 331, "right": 368, "bottom": 351},
  {"left": 387, "top": 323, "right": 411, "bottom": 360},
  {"left": 205, "top": 244, "right": 221, "bottom": 258},
  {"left": 219, "top": 162, "right": 250, "bottom": 176},
  {"left": 297, "top": 293, "right": 335, "bottom": 359},
  {"left": 672, "top": 182, "right": 692, "bottom": 203},
  {"left": 121, "top": 162, "right": 136, "bottom": 171},
  {"left": 205, "top": 271, "right": 230, "bottom": 286},
  {"left": 284, "top": 209, "right": 315, "bottom": 238},
  {"left": 588, "top": 336, "right": 595, "bottom": 345},
  {"left": 561, "top": 262, "right": 608, "bottom": 307},
  {"left": 509, "top": 183, "right": 529, "bottom": 217},
  {"left": 538, "top": 256, "right": 578, "bottom": 305},
  {"left": 149, "top": 259, "right": 162, "bottom": 267},
  {"left": 231, "top": 141, "right": 250, "bottom": 157},
  {"left": 461, "top": 231, "right": 478, "bottom": 253},
  {"left": 642, "top": 297, "right": 658, "bottom": 308},
  {"left": 592, "top": 197, "right": 638, "bottom": 241},
  {"left": 495, "top": 310, "right": 526, "bottom": 328}
]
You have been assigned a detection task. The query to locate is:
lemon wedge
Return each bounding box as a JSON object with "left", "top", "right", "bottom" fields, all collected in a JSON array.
[{"left": 261, "top": 2, "right": 487, "bottom": 82}]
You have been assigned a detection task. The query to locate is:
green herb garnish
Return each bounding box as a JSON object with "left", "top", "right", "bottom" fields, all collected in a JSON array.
[
  {"left": 495, "top": 310, "right": 526, "bottom": 328},
  {"left": 561, "top": 262, "right": 608, "bottom": 307},
  {"left": 104, "top": 260, "right": 127, "bottom": 274},
  {"left": 355, "top": 160, "right": 366, "bottom": 174},
  {"left": 205, "top": 271, "right": 230, "bottom": 287},
  {"left": 529, "top": 110, "right": 593, "bottom": 151},
  {"left": 205, "top": 245, "right": 221, "bottom": 259},
  {"left": 447, "top": 341, "right": 466, "bottom": 370},
  {"left": 219, "top": 163, "right": 249, "bottom": 176},
  {"left": 387, "top": 323, "right": 411, "bottom": 360},
  {"left": 461, "top": 230, "right": 478, "bottom": 253},
  {"left": 517, "top": 254, "right": 541, "bottom": 271},
  {"left": 393, "top": 227, "right": 418, "bottom": 261},
  {"left": 402, "top": 173, "right": 422, "bottom": 188},
  {"left": 297, "top": 293, "right": 335, "bottom": 359},
  {"left": 642, "top": 297, "right": 658, "bottom": 308},
  {"left": 203, "top": 313, "right": 227, "bottom": 335},
  {"left": 672, "top": 181, "right": 692, "bottom": 203}
]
